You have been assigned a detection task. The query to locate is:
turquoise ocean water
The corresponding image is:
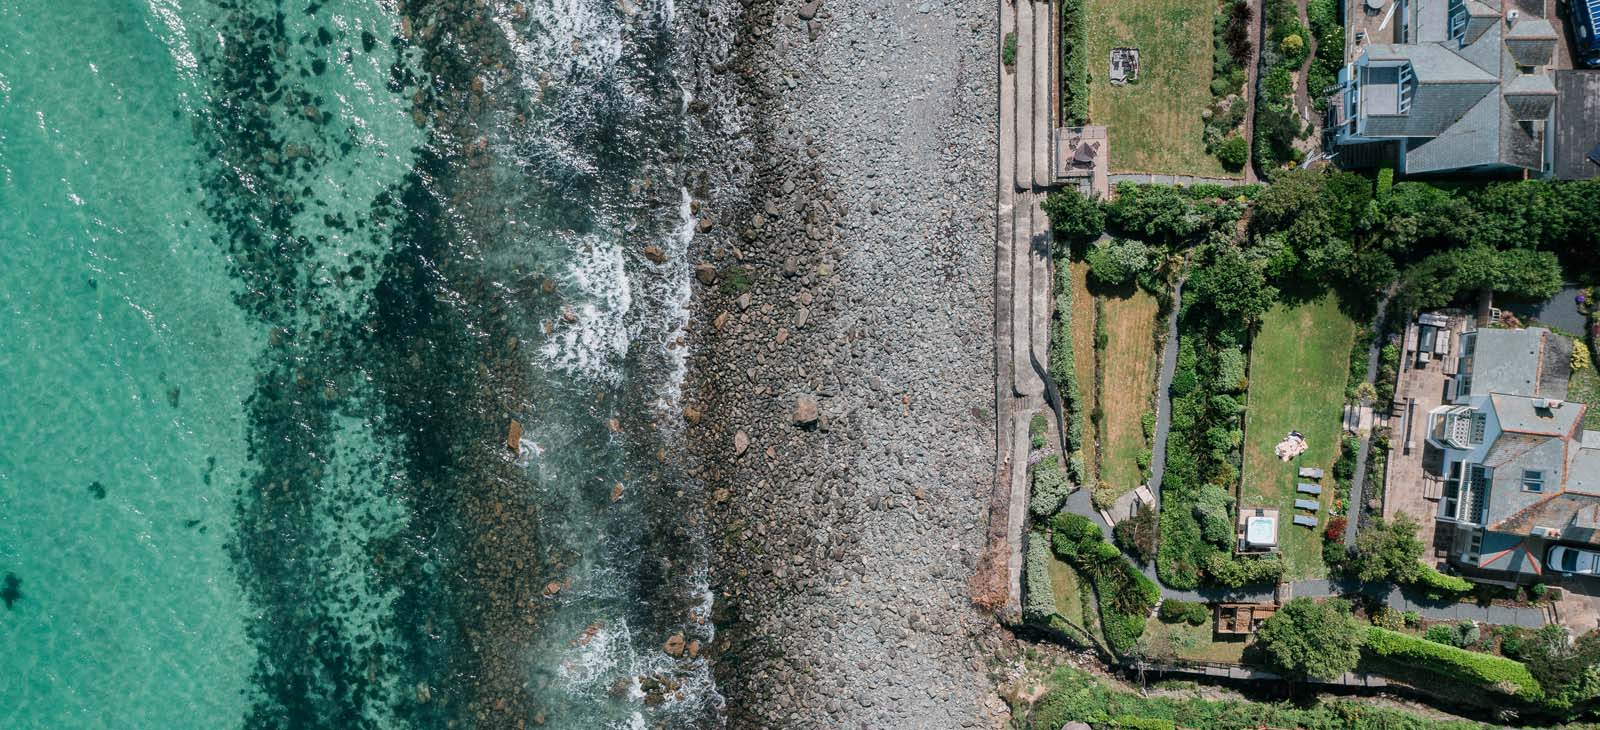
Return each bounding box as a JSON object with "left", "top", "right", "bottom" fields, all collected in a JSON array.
[{"left": 0, "top": 0, "right": 722, "bottom": 727}]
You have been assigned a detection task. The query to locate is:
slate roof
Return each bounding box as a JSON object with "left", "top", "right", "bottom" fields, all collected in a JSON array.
[
  {"left": 1468, "top": 328, "right": 1548, "bottom": 398},
  {"left": 1492, "top": 395, "right": 1583, "bottom": 436},
  {"left": 1570, "top": 431, "right": 1600, "bottom": 495},
  {"left": 1553, "top": 71, "right": 1600, "bottom": 180},
  {"left": 1495, "top": 492, "right": 1600, "bottom": 547},
  {"left": 1351, "top": 0, "right": 1555, "bottom": 174}
]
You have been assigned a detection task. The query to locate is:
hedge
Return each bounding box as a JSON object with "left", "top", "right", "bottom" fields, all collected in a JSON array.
[
  {"left": 1201, "top": 551, "right": 1285, "bottom": 588},
  {"left": 1365, "top": 627, "right": 1544, "bottom": 702},
  {"left": 1061, "top": 0, "right": 1089, "bottom": 125},
  {"left": 1029, "top": 457, "right": 1073, "bottom": 518},
  {"left": 1024, "top": 666, "right": 1508, "bottom": 730},
  {"left": 1024, "top": 529, "right": 1059, "bottom": 622},
  {"left": 1049, "top": 252, "right": 1085, "bottom": 457}
]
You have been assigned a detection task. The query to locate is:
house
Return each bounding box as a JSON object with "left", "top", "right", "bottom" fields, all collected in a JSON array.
[
  {"left": 1330, "top": 0, "right": 1568, "bottom": 177},
  {"left": 1424, "top": 326, "right": 1600, "bottom": 579}
]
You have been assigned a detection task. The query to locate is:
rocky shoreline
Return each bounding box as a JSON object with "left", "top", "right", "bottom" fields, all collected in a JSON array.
[{"left": 683, "top": 0, "right": 1006, "bottom": 725}]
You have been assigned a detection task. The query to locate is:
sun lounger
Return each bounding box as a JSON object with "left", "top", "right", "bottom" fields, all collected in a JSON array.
[
  {"left": 1298, "top": 467, "right": 1324, "bottom": 479},
  {"left": 1295, "top": 498, "right": 1320, "bottom": 511},
  {"left": 1297, "top": 483, "right": 1322, "bottom": 495},
  {"left": 1293, "top": 515, "right": 1319, "bottom": 528}
]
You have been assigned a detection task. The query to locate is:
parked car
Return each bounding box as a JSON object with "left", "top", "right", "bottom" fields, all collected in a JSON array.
[
  {"left": 1547, "top": 544, "right": 1600, "bottom": 575},
  {"left": 1570, "top": 0, "right": 1600, "bottom": 68}
]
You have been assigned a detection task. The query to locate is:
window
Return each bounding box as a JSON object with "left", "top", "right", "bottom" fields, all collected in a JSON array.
[
  {"left": 1470, "top": 412, "right": 1488, "bottom": 444},
  {"left": 1523, "top": 470, "right": 1545, "bottom": 493},
  {"left": 1467, "top": 465, "right": 1489, "bottom": 524},
  {"left": 1449, "top": 0, "right": 1469, "bottom": 43}
]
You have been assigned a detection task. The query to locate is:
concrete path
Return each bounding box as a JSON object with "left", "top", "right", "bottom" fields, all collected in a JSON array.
[
  {"left": 1146, "top": 271, "right": 1187, "bottom": 510},
  {"left": 1107, "top": 173, "right": 1247, "bottom": 188},
  {"left": 997, "top": 0, "right": 1056, "bottom": 615},
  {"left": 1241, "top": 0, "right": 1261, "bottom": 184}
]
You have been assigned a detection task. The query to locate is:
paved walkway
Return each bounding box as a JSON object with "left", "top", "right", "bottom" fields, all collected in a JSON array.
[
  {"left": 1146, "top": 270, "right": 1187, "bottom": 510},
  {"left": 1107, "top": 173, "right": 1247, "bottom": 188}
]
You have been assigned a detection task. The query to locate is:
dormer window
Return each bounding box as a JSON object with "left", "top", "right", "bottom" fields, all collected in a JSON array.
[{"left": 1523, "top": 470, "right": 1544, "bottom": 493}]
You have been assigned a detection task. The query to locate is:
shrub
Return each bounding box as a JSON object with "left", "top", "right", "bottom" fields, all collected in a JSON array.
[
  {"left": 1135, "top": 448, "right": 1152, "bottom": 472},
  {"left": 1324, "top": 516, "right": 1347, "bottom": 542},
  {"left": 1402, "top": 610, "right": 1422, "bottom": 628},
  {"left": 1365, "top": 626, "right": 1545, "bottom": 701},
  {"left": 1052, "top": 512, "right": 1156, "bottom": 656},
  {"left": 1141, "top": 411, "right": 1157, "bottom": 440},
  {"left": 1029, "top": 458, "right": 1073, "bottom": 518},
  {"left": 1322, "top": 538, "right": 1348, "bottom": 568},
  {"left": 1414, "top": 563, "right": 1473, "bottom": 598},
  {"left": 1002, "top": 31, "right": 1018, "bottom": 67},
  {"left": 1376, "top": 167, "right": 1395, "bottom": 202},
  {"left": 1424, "top": 624, "right": 1459, "bottom": 645},
  {"left": 1215, "top": 135, "right": 1248, "bottom": 170},
  {"left": 1574, "top": 343, "right": 1592, "bottom": 371},
  {"left": 1159, "top": 599, "right": 1210, "bottom": 626},
  {"left": 1371, "top": 606, "right": 1404, "bottom": 630}
]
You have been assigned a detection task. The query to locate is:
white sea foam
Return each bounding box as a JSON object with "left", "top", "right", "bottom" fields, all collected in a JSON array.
[
  {"left": 650, "top": 188, "right": 696, "bottom": 412},
  {"left": 538, "top": 235, "right": 635, "bottom": 382}
]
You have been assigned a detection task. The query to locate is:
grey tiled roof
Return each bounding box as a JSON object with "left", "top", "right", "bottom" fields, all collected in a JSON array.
[
  {"left": 1570, "top": 431, "right": 1600, "bottom": 495},
  {"left": 1468, "top": 328, "right": 1547, "bottom": 398},
  {"left": 1484, "top": 434, "right": 1568, "bottom": 526},
  {"left": 1365, "top": 81, "right": 1500, "bottom": 137},
  {"left": 1403, "top": 91, "right": 1502, "bottom": 171}
]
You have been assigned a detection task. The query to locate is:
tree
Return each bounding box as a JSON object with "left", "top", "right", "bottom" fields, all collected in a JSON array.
[
  {"left": 1106, "top": 183, "right": 1198, "bottom": 243},
  {"left": 1085, "top": 238, "right": 1153, "bottom": 288},
  {"left": 1401, "top": 245, "right": 1563, "bottom": 310},
  {"left": 1187, "top": 245, "right": 1277, "bottom": 328},
  {"left": 1256, "top": 597, "right": 1365, "bottom": 680},
  {"left": 1354, "top": 513, "right": 1425, "bottom": 584},
  {"left": 1041, "top": 189, "right": 1105, "bottom": 247}
]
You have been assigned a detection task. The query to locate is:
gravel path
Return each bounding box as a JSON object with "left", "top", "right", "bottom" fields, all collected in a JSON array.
[{"left": 686, "top": 0, "right": 1004, "bottom": 726}]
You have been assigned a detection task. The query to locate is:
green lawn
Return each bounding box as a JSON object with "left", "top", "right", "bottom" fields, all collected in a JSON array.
[
  {"left": 1048, "top": 557, "right": 1087, "bottom": 627},
  {"left": 1084, "top": 0, "right": 1233, "bottom": 177},
  {"left": 1099, "top": 290, "right": 1160, "bottom": 498},
  {"left": 1143, "top": 618, "right": 1249, "bottom": 664},
  {"left": 1240, "top": 295, "right": 1359, "bottom": 579}
]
